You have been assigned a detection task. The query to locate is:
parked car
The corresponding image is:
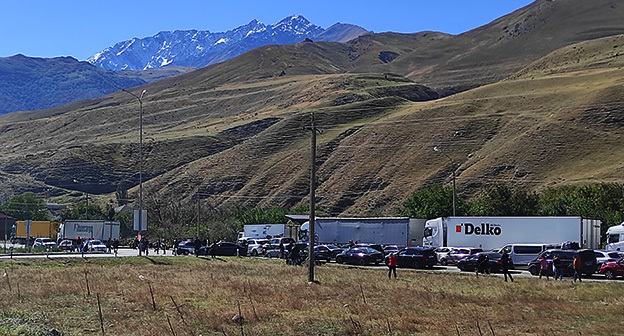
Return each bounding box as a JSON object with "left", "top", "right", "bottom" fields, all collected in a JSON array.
[
  {"left": 313, "top": 245, "right": 333, "bottom": 262},
  {"left": 528, "top": 249, "right": 598, "bottom": 277},
  {"left": 599, "top": 257, "right": 624, "bottom": 279},
  {"left": 264, "top": 244, "right": 282, "bottom": 258},
  {"left": 355, "top": 243, "right": 384, "bottom": 254},
  {"left": 320, "top": 244, "right": 344, "bottom": 259},
  {"left": 383, "top": 245, "right": 400, "bottom": 256},
  {"left": 268, "top": 237, "right": 296, "bottom": 246},
  {"left": 499, "top": 244, "right": 548, "bottom": 267},
  {"left": 58, "top": 239, "right": 74, "bottom": 251},
  {"left": 247, "top": 239, "right": 269, "bottom": 256},
  {"left": 198, "top": 242, "right": 240, "bottom": 256},
  {"left": 456, "top": 252, "right": 514, "bottom": 273},
  {"left": 176, "top": 240, "right": 196, "bottom": 255},
  {"left": 594, "top": 250, "right": 621, "bottom": 271},
  {"left": 335, "top": 247, "right": 384, "bottom": 266},
  {"left": 439, "top": 248, "right": 483, "bottom": 266},
  {"left": 87, "top": 240, "right": 107, "bottom": 253},
  {"left": 385, "top": 247, "right": 437, "bottom": 269},
  {"left": 434, "top": 247, "right": 453, "bottom": 262},
  {"left": 33, "top": 238, "right": 57, "bottom": 248}
]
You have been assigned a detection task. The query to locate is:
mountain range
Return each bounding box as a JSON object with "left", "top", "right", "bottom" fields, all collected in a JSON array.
[
  {"left": 87, "top": 15, "right": 368, "bottom": 70},
  {"left": 0, "top": 15, "right": 367, "bottom": 115},
  {"left": 1, "top": 0, "right": 623, "bottom": 217}
]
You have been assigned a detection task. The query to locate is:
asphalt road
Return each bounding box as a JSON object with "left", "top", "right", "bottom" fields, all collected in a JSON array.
[{"left": 1, "top": 248, "right": 621, "bottom": 283}]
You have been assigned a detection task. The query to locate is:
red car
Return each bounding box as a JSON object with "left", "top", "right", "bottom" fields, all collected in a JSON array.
[{"left": 600, "top": 257, "right": 624, "bottom": 279}]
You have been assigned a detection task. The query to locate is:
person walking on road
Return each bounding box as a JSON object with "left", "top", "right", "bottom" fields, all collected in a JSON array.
[
  {"left": 538, "top": 255, "right": 550, "bottom": 280},
  {"left": 501, "top": 249, "right": 514, "bottom": 282},
  {"left": 573, "top": 255, "right": 583, "bottom": 282},
  {"left": 476, "top": 253, "right": 490, "bottom": 277},
  {"left": 553, "top": 254, "right": 563, "bottom": 280},
  {"left": 387, "top": 252, "right": 398, "bottom": 279},
  {"left": 194, "top": 238, "right": 202, "bottom": 257}
]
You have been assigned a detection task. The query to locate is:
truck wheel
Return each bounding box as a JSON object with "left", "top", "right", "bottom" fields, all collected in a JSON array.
[
  {"left": 605, "top": 270, "right": 616, "bottom": 280},
  {"left": 440, "top": 259, "right": 448, "bottom": 266}
]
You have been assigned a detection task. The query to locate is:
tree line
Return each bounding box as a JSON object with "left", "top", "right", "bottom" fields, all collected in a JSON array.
[{"left": 2, "top": 183, "right": 623, "bottom": 242}]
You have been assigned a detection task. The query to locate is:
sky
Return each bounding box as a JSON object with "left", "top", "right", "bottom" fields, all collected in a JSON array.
[{"left": 1, "top": 0, "right": 535, "bottom": 61}]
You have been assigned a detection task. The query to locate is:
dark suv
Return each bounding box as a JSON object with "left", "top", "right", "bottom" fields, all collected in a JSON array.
[
  {"left": 385, "top": 247, "right": 437, "bottom": 269},
  {"left": 528, "top": 249, "right": 598, "bottom": 277}
]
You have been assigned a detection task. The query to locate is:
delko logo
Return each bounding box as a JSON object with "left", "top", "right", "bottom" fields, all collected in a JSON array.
[{"left": 457, "top": 222, "right": 501, "bottom": 236}]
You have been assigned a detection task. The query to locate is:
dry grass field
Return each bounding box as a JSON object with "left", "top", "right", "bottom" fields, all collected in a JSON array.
[{"left": 0, "top": 257, "right": 623, "bottom": 336}]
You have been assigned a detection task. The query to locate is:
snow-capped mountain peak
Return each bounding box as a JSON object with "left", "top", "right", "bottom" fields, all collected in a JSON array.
[{"left": 87, "top": 15, "right": 368, "bottom": 70}]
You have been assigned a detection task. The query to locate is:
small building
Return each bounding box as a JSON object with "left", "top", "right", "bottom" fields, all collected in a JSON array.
[{"left": 0, "top": 212, "right": 17, "bottom": 241}]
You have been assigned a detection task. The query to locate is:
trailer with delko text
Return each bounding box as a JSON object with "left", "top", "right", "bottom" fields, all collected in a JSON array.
[{"left": 423, "top": 216, "right": 601, "bottom": 251}]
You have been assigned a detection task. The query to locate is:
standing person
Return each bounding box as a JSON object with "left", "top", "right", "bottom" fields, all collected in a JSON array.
[
  {"left": 143, "top": 238, "right": 150, "bottom": 256},
  {"left": 387, "top": 252, "right": 398, "bottom": 279},
  {"left": 553, "top": 254, "right": 563, "bottom": 280},
  {"left": 113, "top": 238, "right": 119, "bottom": 256},
  {"left": 573, "top": 255, "right": 583, "bottom": 283},
  {"left": 476, "top": 253, "right": 490, "bottom": 277},
  {"left": 279, "top": 242, "right": 285, "bottom": 259},
  {"left": 209, "top": 242, "right": 217, "bottom": 259},
  {"left": 538, "top": 255, "right": 550, "bottom": 280},
  {"left": 501, "top": 249, "right": 514, "bottom": 282},
  {"left": 194, "top": 238, "right": 202, "bottom": 257}
]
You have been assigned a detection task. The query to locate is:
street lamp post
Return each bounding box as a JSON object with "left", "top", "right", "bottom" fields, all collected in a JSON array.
[
  {"left": 122, "top": 89, "right": 146, "bottom": 256},
  {"left": 434, "top": 146, "right": 457, "bottom": 216}
]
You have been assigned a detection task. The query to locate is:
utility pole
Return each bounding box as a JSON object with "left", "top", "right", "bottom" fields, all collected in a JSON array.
[
  {"left": 307, "top": 113, "right": 321, "bottom": 283},
  {"left": 197, "top": 198, "right": 201, "bottom": 240},
  {"left": 434, "top": 146, "right": 457, "bottom": 216}
]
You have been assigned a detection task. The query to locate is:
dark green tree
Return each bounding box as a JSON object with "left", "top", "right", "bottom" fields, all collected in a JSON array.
[
  {"left": 539, "top": 183, "right": 624, "bottom": 234},
  {"left": 467, "top": 183, "right": 540, "bottom": 216},
  {"left": 0, "top": 192, "right": 48, "bottom": 220},
  {"left": 115, "top": 181, "right": 129, "bottom": 206},
  {"left": 399, "top": 184, "right": 462, "bottom": 219}
]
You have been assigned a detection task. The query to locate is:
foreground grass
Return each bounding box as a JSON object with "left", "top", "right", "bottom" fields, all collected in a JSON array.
[{"left": 0, "top": 257, "right": 623, "bottom": 335}]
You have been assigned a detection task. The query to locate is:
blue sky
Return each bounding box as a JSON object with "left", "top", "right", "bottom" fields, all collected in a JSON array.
[{"left": 1, "top": 0, "right": 534, "bottom": 61}]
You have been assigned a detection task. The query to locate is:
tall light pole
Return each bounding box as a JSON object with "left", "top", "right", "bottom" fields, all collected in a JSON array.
[
  {"left": 123, "top": 89, "right": 146, "bottom": 255},
  {"left": 434, "top": 146, "right": 456, "bottom": 216}
]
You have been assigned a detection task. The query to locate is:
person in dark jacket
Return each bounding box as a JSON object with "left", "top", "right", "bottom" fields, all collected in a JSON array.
[
  {"left": 476, "top": 253, "right": 490, "bottom": 277},
  {"left": 194, "top": 238, "right": 202, "bottom": 257},
  {"left": 553, "top": 254, "right": 563, "bottom": 280},
  {"left": 501, "top": 249, "right": 513, "bottom": 282}
]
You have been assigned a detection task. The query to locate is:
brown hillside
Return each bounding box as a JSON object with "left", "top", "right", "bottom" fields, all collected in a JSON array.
[{"left": 1, "top": 1, "right": 624, "bottom": 215}]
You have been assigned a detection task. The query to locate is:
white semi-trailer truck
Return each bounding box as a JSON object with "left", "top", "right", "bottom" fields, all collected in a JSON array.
[
  {"left": 58, "top": 220, "right": 120, "bottom": 241},
  {"left": 606, "top": 221, "right": 624, "bottom": 251},
  {"left": 423, "top": 216, "right": 601, "bottom": 250},
  {"left": 300, "top": 217, "right": 425, "bottom": 246}
]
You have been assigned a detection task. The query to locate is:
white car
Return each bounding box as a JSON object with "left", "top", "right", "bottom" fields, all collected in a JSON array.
[
  {"left": 33, "top": 238, "right": 57, "bottom": 248},
  {"left": 87, "top": 240, "right": 107, "bottom": 253},
  {"left": 594, "top": 250, "right": 621, "bottom": 270},
  {"left": 247, "top": 239, "right": 269, "bottom": 256}
]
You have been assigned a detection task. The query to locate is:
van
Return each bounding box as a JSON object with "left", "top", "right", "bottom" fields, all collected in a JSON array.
[{"left": 500, "top": 244, "right": 548, "bottom": 267}]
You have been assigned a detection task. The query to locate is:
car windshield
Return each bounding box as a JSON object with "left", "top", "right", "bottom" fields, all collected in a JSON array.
[
  {"left": 91, "top": 240, "right": 103, "bottom": 245},
  {"left": 42, "top": 238, "right": 54, "bottom": 243}
]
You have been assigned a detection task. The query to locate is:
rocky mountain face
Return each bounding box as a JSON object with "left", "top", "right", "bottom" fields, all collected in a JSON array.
[{"left": 87, "top": 15, "right": 368, "bottom": 70}]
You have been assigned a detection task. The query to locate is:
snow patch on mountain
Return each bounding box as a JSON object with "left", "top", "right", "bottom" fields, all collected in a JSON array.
[{"left": 87, "top": 15, "right": 368, "bottom": 71}]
